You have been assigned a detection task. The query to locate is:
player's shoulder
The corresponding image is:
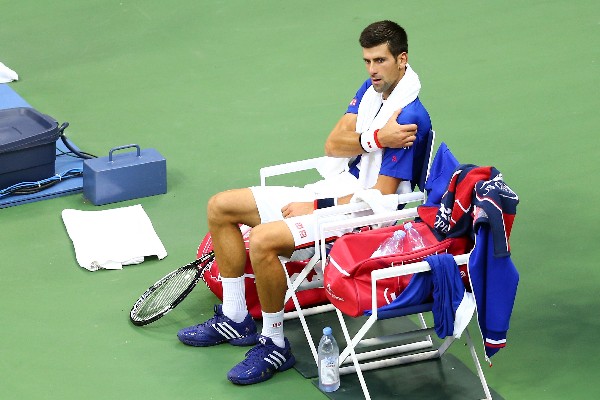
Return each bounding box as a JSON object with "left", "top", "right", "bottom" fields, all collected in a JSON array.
[
  {"left": 397, "top": 97, "right": 429, "bottom": 120},
  {"left": 403, "top": 97, "right": 427, "bottom": 112},
  {"left": 396, "top": 97, "right": 432, "bottom": 133}
]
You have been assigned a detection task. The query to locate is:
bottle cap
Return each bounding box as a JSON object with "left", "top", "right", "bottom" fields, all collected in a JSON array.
[{"left": 323, "top": 326, "right": 332, "bottom": 335}]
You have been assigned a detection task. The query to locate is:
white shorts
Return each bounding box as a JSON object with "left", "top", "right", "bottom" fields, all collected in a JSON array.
[{"left": 249, "top": 186, "right": 353, "bottom": 258}]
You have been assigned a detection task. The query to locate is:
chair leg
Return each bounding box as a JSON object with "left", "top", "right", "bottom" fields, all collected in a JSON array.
[
  {"left": 277, "top": 255, "right": 491, "bottom": 400},
  {"left": 417, "top": 312, "right": 434, "bottom": 346},
  {"left": 281, "top": 256, "right": 320, "bottom": 363},
  {"left": 335, "top": 309, "right": 372, "bottom": 400},
  {"left": 283, "top": 303, "right": 335, "bottom": 321}
]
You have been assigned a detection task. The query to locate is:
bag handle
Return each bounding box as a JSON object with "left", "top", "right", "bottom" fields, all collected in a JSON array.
[{"left": 109, "top": 144, "right": 141, "bottom": 161}]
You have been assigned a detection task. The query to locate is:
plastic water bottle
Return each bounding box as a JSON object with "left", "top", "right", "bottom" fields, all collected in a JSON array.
[
  {"left": 318, "top": 327, "right": 340, "bottom": 392},
  {"left": 371, "top": 230, "right": 406, "bottom": 257},
  {"left": 403, "top": 222, "right": 426, "bottom": 251}
]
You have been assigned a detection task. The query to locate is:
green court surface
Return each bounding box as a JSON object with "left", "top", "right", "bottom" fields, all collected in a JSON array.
[{"left": 1, "top": 1, "right": 599, "bottom": 399}]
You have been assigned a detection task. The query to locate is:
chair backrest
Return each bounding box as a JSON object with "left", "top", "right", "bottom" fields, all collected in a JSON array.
[
  {"left": 421, "top": 141, "right": 460, "bottom": 208},
  {"left": 412, "top": 129, "right": 436, "bottom": 192}
]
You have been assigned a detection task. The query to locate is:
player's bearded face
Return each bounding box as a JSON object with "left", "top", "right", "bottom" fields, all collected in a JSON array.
[{"left": 362, "top": 44, "right": 406, "bottom": 99}]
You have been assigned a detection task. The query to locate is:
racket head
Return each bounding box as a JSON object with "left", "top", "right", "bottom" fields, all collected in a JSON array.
[{"left": 130, "top": 252, "right": 214, "bottom": 326}]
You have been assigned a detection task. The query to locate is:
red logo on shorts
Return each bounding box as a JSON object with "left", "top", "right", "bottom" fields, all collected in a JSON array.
[{"left": 295, "top": 222, "right": 307, "bottom": 238}]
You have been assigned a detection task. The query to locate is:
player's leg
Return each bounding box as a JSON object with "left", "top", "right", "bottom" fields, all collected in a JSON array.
[
  {"left": 207, "top": 188, "right": 261, "bottom": 279},
  {"left": 178, "top": 186, "right": 313, "bottom": 348},
  {"left": 248, "top": 221, "right": 295, "bottom": 313},
  {"left": 207, "top": 186, "right": 311, "bottom": 326},
  {"left": 227, "top": 220, "right": 297, "bottom": 385},
  {"left": 178, "top": 188, "right": 261, "bottom": 347}
]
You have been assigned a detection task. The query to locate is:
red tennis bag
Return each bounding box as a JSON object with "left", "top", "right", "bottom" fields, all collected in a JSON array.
[
  {"left": 197, "top": 225, "right": 328, "bottom": 319},
  {"left": 323, "top": 221, "right": 472, "bottom": 317}
]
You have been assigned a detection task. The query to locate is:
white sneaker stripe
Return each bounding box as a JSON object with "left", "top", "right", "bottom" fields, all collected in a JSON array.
[
  {"left": 220, "top": 322, "right": 242, "bottom": 339},
  {"left": 267, "top": 353, "right": 284, "bottom": 367},
  {"left": 271, "top": 350, "right": 285, "bottom": 362},
  {"left": 212, "top": 324, "right": 234, "bottom": 339},
  {"left": 264, "top": 357, "right": 279, "bottom": 368}
]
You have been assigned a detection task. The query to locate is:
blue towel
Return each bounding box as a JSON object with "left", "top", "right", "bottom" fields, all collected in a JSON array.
[{"left": 426, "top": 254, "right": 470, "bottom": 339}]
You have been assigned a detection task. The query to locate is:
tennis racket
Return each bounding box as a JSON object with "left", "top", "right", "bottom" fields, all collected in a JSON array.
[{"left": 130, "top": 251, "right": 215, "bottom": 326}]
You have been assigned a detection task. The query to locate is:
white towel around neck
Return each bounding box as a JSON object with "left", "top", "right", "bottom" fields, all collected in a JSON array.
[
  {"left": 309, "top": 65, "right": 421, "bottom": 197},
  {"left": 355, "top": 64, "right": 421, "bottom": 189}
]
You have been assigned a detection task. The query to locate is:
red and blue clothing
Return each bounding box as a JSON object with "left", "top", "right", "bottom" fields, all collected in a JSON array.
[{"left": 418, "top": 159, "right": 520, "bottom": 361}]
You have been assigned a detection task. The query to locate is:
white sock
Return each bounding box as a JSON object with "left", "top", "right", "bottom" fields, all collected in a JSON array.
[
  {"left": 221, "top": 276, "right": 248, "bottom": 323},
  {"left": 261, "top": 310, "right": 285, "bottom": 348}
]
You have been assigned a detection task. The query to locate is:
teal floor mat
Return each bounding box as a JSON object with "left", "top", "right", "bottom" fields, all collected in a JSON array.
[{"left": 282, "top": 310, "right": 504, "bottom": 399}]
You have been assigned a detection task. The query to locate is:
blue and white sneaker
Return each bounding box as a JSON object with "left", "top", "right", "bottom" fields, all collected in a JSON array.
[
  {"left": 227, "top": 335, "right": 296, "bottom": 385},
  {"left": 177, "top": 305, "right": 258, "bottom": 347}
]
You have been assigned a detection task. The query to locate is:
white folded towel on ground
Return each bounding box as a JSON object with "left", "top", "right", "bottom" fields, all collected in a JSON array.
[
  {"left": 62, "top": 204, "right": 167, "bottom": 271},
  {"left": 0, "top": 62, "right": 19, "bottom": 83}
]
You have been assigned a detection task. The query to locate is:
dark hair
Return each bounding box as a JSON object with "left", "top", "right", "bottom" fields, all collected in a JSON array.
[{"left": 359, "top": 20, "right": 408, "bottom": 57}]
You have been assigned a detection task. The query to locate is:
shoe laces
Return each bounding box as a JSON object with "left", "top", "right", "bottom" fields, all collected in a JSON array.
[
  {"left": 244, "top": 337, "right": 285, "bottom": 361},
  {"left": 194, "top": 308, "right": 225, "bottom": 329},
  {"left": 244, "top": 343, "right": 270, "bottom": 364}
]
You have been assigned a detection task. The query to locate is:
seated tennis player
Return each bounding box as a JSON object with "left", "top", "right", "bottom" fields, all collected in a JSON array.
[{"left": 178, "top": 20, "right": 432, "bottom": 385}]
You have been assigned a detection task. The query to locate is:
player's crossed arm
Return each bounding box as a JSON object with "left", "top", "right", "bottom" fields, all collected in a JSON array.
[{"left": 324, "top": 108, "right": 417, "bottom": 157}]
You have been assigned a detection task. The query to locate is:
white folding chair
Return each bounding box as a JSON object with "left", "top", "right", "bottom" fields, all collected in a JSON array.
[
  {"left": 316, "top": 208, "right": 492, "bottom": 400},
  {"left": 258, "top": 130, "right": 437, "bottom": 368},
  {"left": 260, "top": 131, "right": 495, "bottom": 399}
]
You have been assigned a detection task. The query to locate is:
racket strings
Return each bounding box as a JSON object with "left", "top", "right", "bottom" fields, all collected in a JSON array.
[
  {"left": 130, "top": 252, "right": 215, "bottom": 325},
  {"left": 132, "top": 267, "right": 199, "bottom": 319}
]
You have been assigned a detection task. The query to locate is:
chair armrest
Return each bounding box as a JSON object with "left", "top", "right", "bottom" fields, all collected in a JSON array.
[
  {"left": 313, "top": 191, "right": 424, "bottom": 225},
  {"left": 316, "top": 206, "right": 421, "bottom": 262},
  {"left": 312, "top": 190, "right": 427, "bottom": 261},
  {"left": 259, "top": 156, "right": 328, "bottom": 186}
]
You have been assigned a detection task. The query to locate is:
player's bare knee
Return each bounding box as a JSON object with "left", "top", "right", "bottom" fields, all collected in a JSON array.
[
  {"left": 206, "top": 191, "right": 231, "bottom": 225},
  {"left": 249, "top": 224, "right": 294, "bottom": 264},
  {"left": 247, "top": 225, "right": 273, "bottom": 260}
]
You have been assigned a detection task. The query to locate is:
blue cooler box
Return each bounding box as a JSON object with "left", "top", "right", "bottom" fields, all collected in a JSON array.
[
  {"left": 83, "top": 144, "right": 166, "bottom": 205},
  {"left": 0, "top": 107, "right": 61, "bottom": 190}
]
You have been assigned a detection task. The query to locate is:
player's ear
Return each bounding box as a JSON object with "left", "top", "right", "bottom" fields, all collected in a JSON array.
[{"left": 397, "top": 52, "right": 408, "bottom": 69}]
